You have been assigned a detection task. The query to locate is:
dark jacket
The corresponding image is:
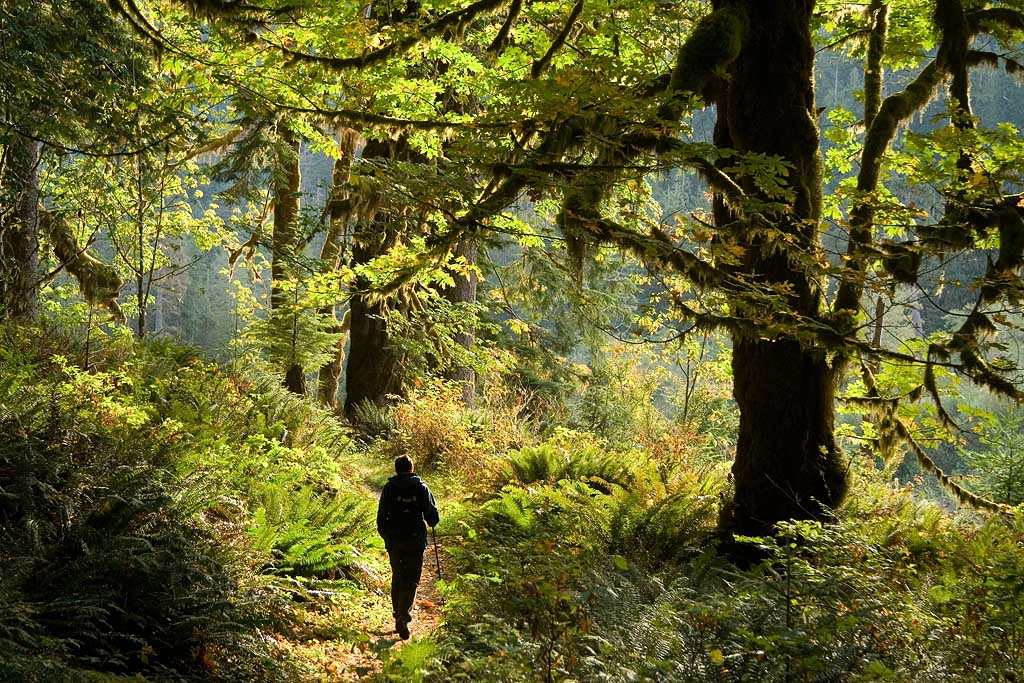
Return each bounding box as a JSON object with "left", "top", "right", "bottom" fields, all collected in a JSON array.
[{"left": 376, "top": 473, "right": 439, "bottom": 550}]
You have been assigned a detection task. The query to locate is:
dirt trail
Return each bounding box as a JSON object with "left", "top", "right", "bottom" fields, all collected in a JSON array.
[{"left": 292, "top": 539, "right": 451, "bottom": 682}]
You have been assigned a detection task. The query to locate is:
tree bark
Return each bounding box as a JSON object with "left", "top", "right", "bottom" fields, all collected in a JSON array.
[
  {"left": 317, "top": 308, "right": 348, "bottom": 408},
  {"left": 0, "top": 134, "right": 42, "bottom": 321},
  {"left": 284, "top": 362, "right": 307, "bottom": 395},
  {"left": 442, "top": 237, "right": 479, "bottom": 407},
  {"left": 344, "top": 221, "right": 405, "bottom": 413},
  {"left": 714, "top": 0, "right": 848, "bottom": 537},
  {"left": 270, "top": 128, "right": 305, "bottom": 395},
  {"left": 343, "top": 137, "right": 416, "bottom": 416},
  {"left": 317, "top": 151, "right": 355, "bottom": 409}
]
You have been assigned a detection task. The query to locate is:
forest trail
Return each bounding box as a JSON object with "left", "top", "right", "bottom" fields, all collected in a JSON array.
[{"left": 285, "top": 535, "right": 452, "bottom": 682}]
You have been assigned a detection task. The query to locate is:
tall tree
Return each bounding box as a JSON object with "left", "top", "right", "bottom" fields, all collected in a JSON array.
[
  {"left": 1, "top": 0, "right": 217, "bottom": 326},
  {"left": 316, "top": 145, "right": 356, "bottom": 410},
  {"left": 441, "top": 237, "right": 479, "bottom": 407},
  {"left": 710, "top": 0, "right": 848, "bottom": 535},
  {"left": 343, "top": 136, "right": 415, "bottom": 415},
  {"left": 270, "top": 125, "right": 306, "bottom": 394},
  {"left": 0, "top": 134, "right": 42, "bottom": 320},
  {"left": 0, "top": 0, "right": 146, "bottom": 320}
]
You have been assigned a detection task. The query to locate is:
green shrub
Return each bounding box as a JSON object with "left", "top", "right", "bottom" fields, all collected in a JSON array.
[
  {"left": 407, "top": 452, "right": 1024, "bottom": 683},
  {"left": 0, "top": 354, "right": 295, "bottom": 682},
  {"left": 424, "top": 480, "right": 621, "bottom": 682},
  {"left": 124, "top": 345, "right": 380, "bottom": 589},
  {"left": 381, "top": 379, "right": 502, "bottom": 481}
]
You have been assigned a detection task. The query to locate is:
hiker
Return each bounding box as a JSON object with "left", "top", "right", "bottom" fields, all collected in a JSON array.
[{"left": 376, "top": 454, "right": 439, "bottom": 640}]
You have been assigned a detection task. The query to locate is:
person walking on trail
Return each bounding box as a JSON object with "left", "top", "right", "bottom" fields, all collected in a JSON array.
[{"left": 376, "top": 454, "right": 439, "bottom": 640}]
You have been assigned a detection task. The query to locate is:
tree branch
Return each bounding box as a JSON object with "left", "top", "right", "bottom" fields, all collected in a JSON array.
[
  {"left": 267, "top": 0, "right": 509, "bottom": 70},
  {"left": 531, "top": 0, "right": 584, "bottom": 79}
]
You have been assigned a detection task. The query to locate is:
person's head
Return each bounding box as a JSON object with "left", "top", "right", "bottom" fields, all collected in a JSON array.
[{"left": 395, "top": 454, "right": 414, "bottom": 475}]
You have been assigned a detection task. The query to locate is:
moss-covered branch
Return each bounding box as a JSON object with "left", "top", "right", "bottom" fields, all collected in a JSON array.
[
  {"left": 859, "top": 61, "right": 945, "bottom": 196},
  {"left": 893, "top": 418, "right": 1010, "bottom": 514},
  {"left": 531, "top": 0, "right": 584, "bottom": 79},
  {"left": 966, "top": 6, "right": 1024, "bottom": 34},
  {"left": 43, "top": 211, "right": 125, "bottom": 321},
  {"left": 656, "top": 5, "right": 746, "bottom": 122},
  {"left": 832, "top": 60, "right": 944, "bottom": 317},
  {"left": 967, "top": 49, "right": 1024, "bottom": 79},
  {"left": 486, "top": 0, "right": 522, "bottom": 54},
  {"left": 863, "top": 0, "right": 888, "bottom": 129}
]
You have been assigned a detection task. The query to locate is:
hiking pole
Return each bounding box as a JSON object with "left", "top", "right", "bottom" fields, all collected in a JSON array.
[{"left": 431, "top": 526, "right": 441, "bottom": 580}]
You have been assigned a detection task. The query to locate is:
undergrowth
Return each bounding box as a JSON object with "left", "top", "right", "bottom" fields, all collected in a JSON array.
[
  {"left": 0, "top": 324, "right": 381, "bottom": 681},
  {"left": 4, "top": 323, "right": 1023, "bottom": 683},
  {"left": 379, "top": 440, "right": 1024, "bottom": 683}
]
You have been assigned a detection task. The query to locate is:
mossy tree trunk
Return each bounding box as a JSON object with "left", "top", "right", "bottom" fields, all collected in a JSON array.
[
  {"left": 713, "top": 0, "right": 848, "bottom": 536},
  {"left": 441, "top": 237, "right": 478, "bottom": 408},
  {"left": 317, "top": 153, "right": 353, "bottom": 410},
  {"left": 344, "top": 137, "right": 410, "bottom": 416},
  {"left": 271, "top": 128, "right": 306, "bottom": 395},
  {"left": 0, "top": 134, "right": 42, "bottom": 321}
]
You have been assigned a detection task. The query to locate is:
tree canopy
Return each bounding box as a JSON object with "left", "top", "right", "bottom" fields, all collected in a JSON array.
[{"left": 3, "top": 0, "right": 1024, "bottom": 535}]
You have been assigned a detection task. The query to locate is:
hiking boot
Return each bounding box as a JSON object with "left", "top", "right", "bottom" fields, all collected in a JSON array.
[{"left": 396, "top": 620, "right": 410, "bottom": 640}]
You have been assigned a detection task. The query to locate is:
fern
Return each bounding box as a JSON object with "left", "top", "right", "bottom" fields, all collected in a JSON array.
[
  {"left": 504, "top": 444, "right": 565, "bottom": 484},
  {"left": 0, "top": 324, "right": 301, "bottom": 682},
  {"left": 350, "top": 399, "right": 397, "bottom": 440},
  {"left": 503, "top": 439, "right": 651, "bottom": 494},
  {"left": 483, "top": 486, "right": 538, "bottom": 533},
  {"left": 248, "top": 482, "right": 375, "bottom": 577}
]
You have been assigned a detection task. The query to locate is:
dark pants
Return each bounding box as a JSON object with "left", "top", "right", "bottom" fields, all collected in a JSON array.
[{"left": 388, "top": 545, "right": 424, "bottom": 625}]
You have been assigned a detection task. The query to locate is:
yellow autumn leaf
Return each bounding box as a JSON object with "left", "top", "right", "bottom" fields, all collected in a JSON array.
[{"left": 709, "top": 649, "right": 725, "bottom": 665}]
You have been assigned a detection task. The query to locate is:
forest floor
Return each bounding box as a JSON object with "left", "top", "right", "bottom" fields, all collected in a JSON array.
[{"left": 278, "top": 541, "right": 452, "bottom": 682}]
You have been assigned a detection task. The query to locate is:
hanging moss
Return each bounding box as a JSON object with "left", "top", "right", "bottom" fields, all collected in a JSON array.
[
  {"left": 557, "top": 184, "right": 604, "bottom": 281},
  {"left": 658, "top": 6, "right": 747, "bottom": 121},
  {"left": 880, "top": 242, "right": 922, "bottom": 284},
  {"left": 894, "top": 418, "right": 1009, "bottom": 515},
  {"left": 966, "top": 7, "right": 1024, "bottom": 37}
]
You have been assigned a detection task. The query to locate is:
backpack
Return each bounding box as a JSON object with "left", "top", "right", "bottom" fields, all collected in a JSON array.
[{"left": 386, "top": 484, "right": 424, "bottom": 543}]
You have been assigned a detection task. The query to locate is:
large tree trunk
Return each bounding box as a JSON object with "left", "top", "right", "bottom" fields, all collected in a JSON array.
[
  {"left": 271, "top": 128, "right": 305, "bottom": 395},
  {"left": 714, "top": 0, "right": 848, "bottom": 537},
  {"left": 343, "top": 137, "right": 415, "bottom": 416},
  {"left": 344, "top": 218, "right": 405, "bottom": 414},
  {"left": 441, "top": 237, "right": 479, "bottom": 407},
  {"left": 344, "top": 255, "right": 405, "bottom": 413},
  {"left": 0, "top": 134, "right": 42, "bottom": 321},
  {"left": 316, "top": 308, "right": 347, "bottom": 408}
]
